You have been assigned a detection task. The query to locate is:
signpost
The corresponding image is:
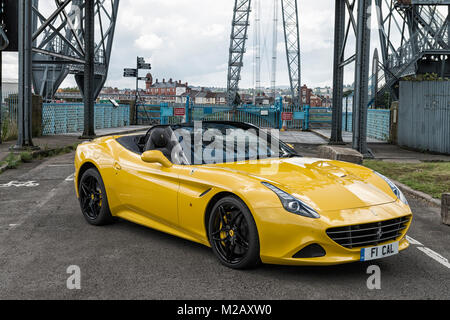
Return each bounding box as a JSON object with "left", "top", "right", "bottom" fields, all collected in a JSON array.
[
  {"left": 123, "top": 68, "right": 137, "bottom": 78},
  {"left": 123, "top": 57, "right": 152, "bottom": 123}
]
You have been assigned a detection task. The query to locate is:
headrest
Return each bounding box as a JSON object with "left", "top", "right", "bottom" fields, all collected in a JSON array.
[{"left": 150, "top": 128, "right": 170, "bottom": 148}]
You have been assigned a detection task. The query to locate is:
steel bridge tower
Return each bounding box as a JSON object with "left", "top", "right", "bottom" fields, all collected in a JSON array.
[
  {"left": 226, "top": 0, "right": 302, "bottom": 106},
  {"left": 375, "top": 0, "right": 450, "bottom": 99},
  {"left": 331, "top": 0, "right": 450, "bottom": 155},
  {"left": 227, "top": 0, "right": 252, "bottom": 106},
  {"left": 11, "top": 0, "right": 120, "bottom": 148},
  {"left": 32, "top": 0, "right": 120, "bottom": 102}
]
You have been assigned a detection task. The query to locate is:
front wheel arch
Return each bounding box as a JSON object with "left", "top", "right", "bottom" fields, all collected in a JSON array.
[
  {"left": 204, "top": 191, "right": 237, "bottom": 240},
  {"left": 204, "top": 192, "right": 258, "bottom": 243},
  {"left": 77, "top": 161, "right": 99, "bottom": 193}
]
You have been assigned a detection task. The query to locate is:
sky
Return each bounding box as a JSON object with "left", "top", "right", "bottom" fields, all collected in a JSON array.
[{"left": 2, "top": 0, "right": 387, "bottom": 90}]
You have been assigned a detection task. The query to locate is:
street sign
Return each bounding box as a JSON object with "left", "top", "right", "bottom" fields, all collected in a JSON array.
[
  {"left": 174, "top": 108, "right": 186, "bottom": 116},
  {"left": 282, "top": 112, "right": 293, "bottom": 121},
  {"left": 137, "top": 57, "right": 151, "bottom": 69},
  {"left": 123, "top": 68, "right": 137, "bottom": 77},
  {"left": 138, "top": 63, "right": 152, "bottom": 70}
]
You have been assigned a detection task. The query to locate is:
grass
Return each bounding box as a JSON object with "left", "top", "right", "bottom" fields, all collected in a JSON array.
[
  {"left": 0, "top": 153, "right": 22, "bottom": 169},
  {"left": 1, "top": 119, "right": 18, "bottom": 142},
  {"left": 364, "top": 160, "right": 450, "bottom": 199}
]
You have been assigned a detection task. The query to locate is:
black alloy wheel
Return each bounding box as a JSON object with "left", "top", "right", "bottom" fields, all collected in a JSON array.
[
  {"left": 208, "top": 196, "right": 260, "bottom": 269},
  {"left": 78, "top": 168, "right": 113, "bottom": 226}
]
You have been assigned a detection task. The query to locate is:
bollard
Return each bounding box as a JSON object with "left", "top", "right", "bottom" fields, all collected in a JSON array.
[{"left": 442, "top": 193, "right": 450, "bottom": 226}]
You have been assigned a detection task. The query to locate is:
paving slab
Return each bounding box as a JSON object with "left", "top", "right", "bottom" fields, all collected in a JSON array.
[
  {"left": 313, "top": 129, "right": 385, "bottom": 144},
  {"left": 0, "top": 126, "right": 149, "bottom": 162},
  {"left": 278, "top": 131, "right": 327, "bottom": 145}
]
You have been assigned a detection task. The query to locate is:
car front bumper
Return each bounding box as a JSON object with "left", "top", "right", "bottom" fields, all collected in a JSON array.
[{"left": 253, "top": 200, "right": 412, "bottom": 266}]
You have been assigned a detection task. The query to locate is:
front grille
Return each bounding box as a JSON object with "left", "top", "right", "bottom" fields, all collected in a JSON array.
[{"left": 326, "top": 216, "right": 411, "bottom": 249}]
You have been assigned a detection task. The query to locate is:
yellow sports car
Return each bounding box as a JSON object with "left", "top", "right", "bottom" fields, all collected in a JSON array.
[{"left": 74, "top": 121, "right": 412, "bottom": 269}]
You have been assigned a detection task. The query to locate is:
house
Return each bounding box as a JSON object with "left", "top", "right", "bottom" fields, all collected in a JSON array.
[{"left": 146, "top": 74, "right": 189, "bottom": 97}]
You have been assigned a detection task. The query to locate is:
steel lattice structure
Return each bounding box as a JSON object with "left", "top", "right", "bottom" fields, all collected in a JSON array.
[
  {"left": 330, "top": 0, "right": 373, "bottom": 154},
  {"left": 281, "top": 0, "right": 301, "bottom": 107},
  {"left": 31, "top": 0, "right": 120, "bottom": 101},
  {"left": 226, "top": 0, "right": 302, "bottom": 106},
  {"left": 374, "top": 1, "right": 450, "bottom": 99},
  {"left": 227, "top": 0, "right": 252, "bottom": 106},
  {"left": 331, "top": 0, "right": 450, "bottom": 155}
]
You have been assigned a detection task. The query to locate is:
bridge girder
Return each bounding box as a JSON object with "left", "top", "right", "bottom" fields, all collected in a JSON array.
[{"left": 31, "top": 0, "right": 120, "bottom": 101}]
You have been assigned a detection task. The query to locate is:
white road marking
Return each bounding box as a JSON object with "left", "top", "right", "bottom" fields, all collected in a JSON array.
[
  {"left": 36, "top": 188, "right": 58, "bottom": 209},
  {"left": 48, "top": 164, "right": 73, "bottom": 167},
  {"left": 417, "top": 247, "right": 450, "bottom": 269},
  {"left": 65, "top": 173, "right": 75, "bottom": 181},
  {"left": 407, "top": 235, "right": 450, "bottom": 270},
  {"left": 0, "top": 181, "right": 40, "bottom": 188},
  {"left": 406, "top": 235, "right": 423, "bottom": 246}
]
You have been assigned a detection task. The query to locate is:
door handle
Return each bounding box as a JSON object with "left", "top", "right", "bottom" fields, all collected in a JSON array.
[{"left": 114, "top": 162, "right": 122, "bottom": 171}]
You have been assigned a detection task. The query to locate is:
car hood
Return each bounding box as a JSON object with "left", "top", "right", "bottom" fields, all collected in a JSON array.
[{"left": 209, "top": 157, "right": 396, "bottom": 212}]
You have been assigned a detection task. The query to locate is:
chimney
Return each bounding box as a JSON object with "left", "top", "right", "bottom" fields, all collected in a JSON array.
[
  {"left": 169, "top": 78, "right": 173, "bottom": 83},
  {"left": 163, "top": 78, "right": 165, "bottom": 83},
  {"left": 156, "top": 79, "right": 159, "bottom": 83}
]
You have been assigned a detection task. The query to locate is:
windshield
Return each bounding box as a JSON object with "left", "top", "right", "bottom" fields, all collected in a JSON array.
[{"left": 172, "top": 123, "right": 299, "bottom": 165}]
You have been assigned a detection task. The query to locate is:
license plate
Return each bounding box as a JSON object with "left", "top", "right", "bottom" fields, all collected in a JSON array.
[{"left": 360, "top": 242, "right": 399, "bottom": 261}]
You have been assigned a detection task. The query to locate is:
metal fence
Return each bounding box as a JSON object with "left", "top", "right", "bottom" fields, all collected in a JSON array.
[
  {"left": 1, "top": 92, "right": 19, "bottom": 140},
  {"left": 42, "top": 103, "right": 130, "bottom": 135},
  {"left": 343, "top": 109, "right": 391, "bottom": 141},
  {"left": 398, "top": 81, "right": 450, "bottom": 154},
  {"left": 136, "top": 101, "right": 333, "bottom": 131}
]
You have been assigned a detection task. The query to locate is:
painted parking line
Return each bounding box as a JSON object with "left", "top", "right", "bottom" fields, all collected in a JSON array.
[
  {"left": 0, "top": 181, "right": 40, "bottom": 188},
  {"left": 48, "top": 164, "right": 73, "bottom": 167},
  {"left": 407, "top": 235, "right": 450, "bottom": 270},
  {"left": 5, "top": 173, "right": 75, "bottom": 230}
]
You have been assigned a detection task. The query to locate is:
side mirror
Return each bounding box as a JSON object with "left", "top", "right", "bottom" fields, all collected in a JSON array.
[{"left": 141, "top": 150, "right": 173, "bottom": 168}]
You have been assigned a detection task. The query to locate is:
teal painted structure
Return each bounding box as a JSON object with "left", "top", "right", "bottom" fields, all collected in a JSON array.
[
  {"left": 343, "top": 109, "right": 391, "bottom": 141},
  {"left": 42, "top": 103, "right": 130, "bottom": 135}
]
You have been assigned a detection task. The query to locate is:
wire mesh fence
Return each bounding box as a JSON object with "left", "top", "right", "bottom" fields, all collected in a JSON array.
[{"left": 42, "top": 103, "right": 130, "bottom": 135}]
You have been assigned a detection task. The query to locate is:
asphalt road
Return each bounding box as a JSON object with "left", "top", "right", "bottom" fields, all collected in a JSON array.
[{"left": 0, "top": 152, "right": 449, "bottom": 300}]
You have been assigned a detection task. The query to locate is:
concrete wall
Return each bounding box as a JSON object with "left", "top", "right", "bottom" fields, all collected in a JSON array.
[{"left": 398, "top": 81, "right": 450, "bottom": 154}]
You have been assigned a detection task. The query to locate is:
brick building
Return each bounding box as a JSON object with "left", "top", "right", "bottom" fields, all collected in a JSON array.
[
  {"left": 146, "top": 73, "right": 189, "bottom": 96},
  {"left": 300, "top": 84, "right": 323, "bottom": 107}
]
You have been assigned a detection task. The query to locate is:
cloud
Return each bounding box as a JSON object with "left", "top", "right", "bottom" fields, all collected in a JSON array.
[
  {"left": 2, "top": 1, "right": 346, "bottom": 90},
  {"left": 135, "top": 34, "right": 164, "bottom": 51}
]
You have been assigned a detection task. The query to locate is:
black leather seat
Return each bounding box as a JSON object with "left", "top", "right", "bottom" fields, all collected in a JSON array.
[{"left": 144, "top": 127, "right": 173, "bottom": 161}]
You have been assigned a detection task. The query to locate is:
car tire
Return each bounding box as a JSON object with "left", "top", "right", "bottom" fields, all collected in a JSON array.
[
  {"left": 78, "top": 168, "right": 114, "bottom": 226},
  {"left": 208, "top": 196, "right": 261, "bottom": 269}
]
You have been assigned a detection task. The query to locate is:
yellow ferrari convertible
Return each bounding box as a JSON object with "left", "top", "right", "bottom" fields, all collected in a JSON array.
[{"left": 74, "top": 121, "right": 412, "bottom": 269}]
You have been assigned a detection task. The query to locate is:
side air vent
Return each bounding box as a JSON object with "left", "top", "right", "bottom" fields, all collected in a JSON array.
[{"left": 293, "top": 244, "right": 326, "bottom": 258}]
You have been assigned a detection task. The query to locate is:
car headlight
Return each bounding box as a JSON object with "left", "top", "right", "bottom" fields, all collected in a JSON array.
[
  {"left": 262, "top": 182, "right": 320, "bottom": 219},
  {"left": 374, "top": 171, "right": 408, "bottom": 205}
]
